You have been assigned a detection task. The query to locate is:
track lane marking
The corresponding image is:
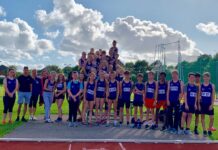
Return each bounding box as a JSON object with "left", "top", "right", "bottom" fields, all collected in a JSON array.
[
  {"left": 119, "top": 142, "right": 126, "bottom": 150},
  {"left": 68, "top": 143, "right": 72, "bottom": 150}
]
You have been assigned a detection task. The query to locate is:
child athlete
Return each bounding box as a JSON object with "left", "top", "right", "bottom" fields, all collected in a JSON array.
[
  {"left": 119, "top": 71, "right": 133, "bottom": 126},
  {"left": 132, "top": 73, "right": 145, "bottom": 129},
  {"left": 106, "top": 71, "right": 119, "bottom": 126}
]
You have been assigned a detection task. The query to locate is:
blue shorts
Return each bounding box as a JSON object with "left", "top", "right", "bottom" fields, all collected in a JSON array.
[
  {"left": 18, "top": 92, "right": 31, "bottom": 104},
  {"left": 181, "top": 104, "right": 195, "bottom": 114},
  {"left": 201, "top": 103, "right": 214, "bottom": 115},
  {"left": 119, "top": 99, "right": 131, "bottom": 108},
  {"left": 96, "top": 93, "right": 105, "bottom": 99},
  {"left": 108, "top": 95, "right": 117, "bottom": 100},
  {"left": 86, "top": 97, "right": 94, "bottom": 101}
]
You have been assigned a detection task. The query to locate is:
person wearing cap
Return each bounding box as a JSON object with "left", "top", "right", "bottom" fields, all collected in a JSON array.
[
  {"left": 180, "top": 72, "right": 198, "bottom": 135},
  {"left": 200, "top": 72, "right": 215, "bottom": 136},
  {"left": 144, "top": 70, "right": 157, "bottom": 130},
  {"left": 132, "top": 73, "right": 145, "bottom": 129},
  {"left": 119, "top": 70, "right": 133, "bottom": 126},
  {"left": 155, "top": 72, "right": 168, "bottom": 131},
  {"left": 167, "top": 70, "right": 184, "bottom": 134},
  {"left": 67, "top": 71, "right": 83, "bottom": 127}
]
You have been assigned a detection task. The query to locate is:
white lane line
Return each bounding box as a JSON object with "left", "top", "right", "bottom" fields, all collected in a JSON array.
[
  {"left": 68, "top": 143, "right": 72, "bottom": 150},
  {"left": 0, "top": 138, "right": 215, "bottom": 144},
  {"left": 119, "top": 142, "right": 126, "bottom": 150}
]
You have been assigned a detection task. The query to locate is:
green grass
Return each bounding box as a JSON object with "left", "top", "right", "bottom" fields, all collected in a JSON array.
[
  {"left": 0, "top": 85, "right": 217, "bottom": 140},
  {"left": 0, "top": 85, "right": 69, "bottom": 137}
]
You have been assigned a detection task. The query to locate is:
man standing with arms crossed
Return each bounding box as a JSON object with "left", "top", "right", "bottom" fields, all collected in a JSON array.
[{"left": 16, "top": 66, "right": 33, "bottom": 122}]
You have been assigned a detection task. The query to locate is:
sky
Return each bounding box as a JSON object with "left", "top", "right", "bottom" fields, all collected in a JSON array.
[{"left": 0, "top": 0, "right": 218, "bottom": 70}]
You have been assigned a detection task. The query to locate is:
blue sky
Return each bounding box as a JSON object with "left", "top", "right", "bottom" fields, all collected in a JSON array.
[{"left": 0, "top": 0, "right": 218, "bottom": 69}]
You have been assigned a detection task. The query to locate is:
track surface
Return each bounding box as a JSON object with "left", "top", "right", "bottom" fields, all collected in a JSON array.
[
  {"left": 1, "top": 141, "right": 218, "bottom": 150},
  {"left": 4, "top": 115, "right": 208, "bottom": 141}
]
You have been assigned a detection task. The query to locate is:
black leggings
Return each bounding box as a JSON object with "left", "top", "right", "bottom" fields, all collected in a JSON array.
[
  {"left": 3, "top": 95, "right": 16, "bottom": 113},
  {"left": 69, "top": 99, "right": 80, "bottom": 122},
  {"left": 167, "top": 102, "right": 180, "bottom": 130},
  {"left": 29, "top": 94, "right": 39, "bottom": 108},
  {"left": 156, "top": 109, "right": 167, "bottom": 127}
]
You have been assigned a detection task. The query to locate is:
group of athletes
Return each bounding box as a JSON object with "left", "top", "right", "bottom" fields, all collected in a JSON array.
[{"left": 2, "top": 40, "right": 216, "bottom": 137}]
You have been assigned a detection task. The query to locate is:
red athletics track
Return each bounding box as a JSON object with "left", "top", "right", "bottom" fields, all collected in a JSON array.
[{"left": 1, "top": 141, "right": 218, "bottom": 150}]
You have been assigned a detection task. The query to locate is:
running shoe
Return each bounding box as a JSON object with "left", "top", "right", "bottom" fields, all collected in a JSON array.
[
  {"left": 208, "top": 131, "right": 212, "bottom": 136},
  {"left": 203, "top": 130, "right": 207, "bottom": 137}
]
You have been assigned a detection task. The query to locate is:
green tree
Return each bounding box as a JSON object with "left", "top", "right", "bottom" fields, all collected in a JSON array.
[
  {"left": 62, "top": 65, "right": 80, "bottom": 76},
  {"left": 43, "top": 65, "right": 62, "bottom": 73}
]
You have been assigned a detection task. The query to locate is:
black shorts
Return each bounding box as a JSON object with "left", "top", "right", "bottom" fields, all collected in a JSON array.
[
  {"left": 195, "top": 109, "right": 201, "bottom": 115},
  {"left": 108, "top": 96, "right": 116, "bottom": 101},
  {"left": 181, "top": 104, "right": 195, "bottom": 114},
  {"left": 119, "top": 99, "right": 131, "bottom": 109},
  {"left": 96, "top": 95, "right": 105, "bottom": 99},
  {"left": 29, "top": 94, "right": 39, "bottom": 108},
  {"left": 201, "top": 103, "right": 214, "bottom": 115},
  {"left": 39, "top": 94, "right": 44, "bottom": 105},
  {"left": 55, "top": 94, "right": 65, "bottom": 100},
  {"left": 133, "top": 99, "right": 143, "bottom": 107}
]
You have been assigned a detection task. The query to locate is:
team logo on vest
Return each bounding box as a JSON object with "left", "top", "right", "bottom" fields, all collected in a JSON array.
[
  {"left": 158, "top": 89, "right": 165, "bottom": 94},
  {"left": 190, "top": 92, "right": 196, "bottom": 97},
  {"left": 123, "top": 87, "right": 130, "bottom": 92},
  {"left": 87, "top": 89, "right": 94, "bottom": 95},
  {"left": 97, "top": 87, "right": 105, "bottom": 92},
  {"left": 57, "top": 83, "right": 63, "bottom": 88},
  {"left": 147, "top": 88, "right": 154, "bottom": 93},
  {"left": 109, "top": 87, "right": 116, "bottom": 92},
  {"left": 201, "top": 92, "right": 211, "bottom": 97},
  {"left": 170, "top": 86, "right": 178, "bottom": 91}
]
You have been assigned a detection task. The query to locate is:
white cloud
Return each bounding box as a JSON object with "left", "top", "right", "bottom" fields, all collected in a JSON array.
[
  {"left": 196, "top": 22, "right": 218, "bottom": 35},
  {"left": 35, "top": 0, "right": 202, "bottom": 65},
  {"left": 106, "top": 16, "right": 202, "bottom": 63},
  {"left": 44, "top": 30, "right": 60, "bottom": 39},
  {"left": 0, "top": 6, "right": 6, "bottom": 17},
  {"left": 0, "top": 18, "right": 54, "bottom": 62},
  {"left": 36, "top": 0, "right": 110, "bottom": 54}
]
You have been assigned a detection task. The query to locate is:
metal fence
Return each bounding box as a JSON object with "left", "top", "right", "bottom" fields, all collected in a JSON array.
[{"left": 181, "top": 61, "right": 218, "bottom": 98}]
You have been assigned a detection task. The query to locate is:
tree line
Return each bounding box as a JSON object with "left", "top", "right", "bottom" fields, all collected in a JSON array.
[{"left": 1, "top": 53, "right": 218, "bottom": 92}]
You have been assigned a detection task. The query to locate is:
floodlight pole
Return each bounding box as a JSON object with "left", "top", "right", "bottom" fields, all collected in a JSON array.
[{"left": 154, "top": 40, "right": 184, "bottom": 81}]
